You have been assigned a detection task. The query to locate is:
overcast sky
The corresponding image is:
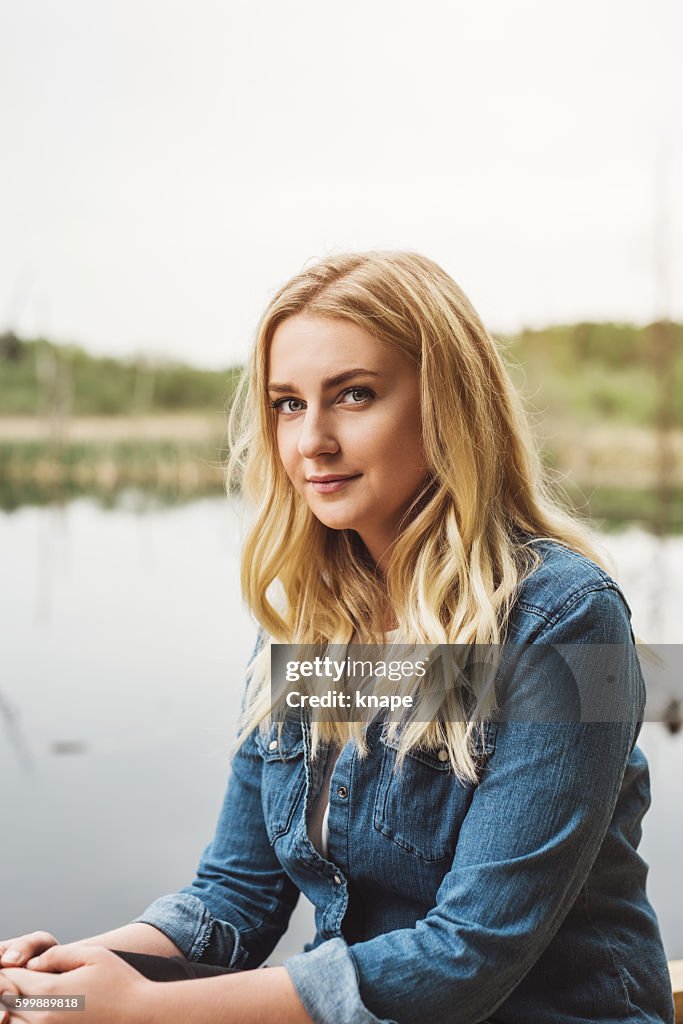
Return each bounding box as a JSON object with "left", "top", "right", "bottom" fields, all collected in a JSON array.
[{"left": 1, "top": 0, "right": 681, "bottom": 368}]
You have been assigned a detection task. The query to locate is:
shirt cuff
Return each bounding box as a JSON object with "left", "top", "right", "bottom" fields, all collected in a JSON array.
[
  {"left": 284, "top": 937, "right": 397, "bottom": 1024},
  {"left": 131, "top": 892, "right": 245, "bottom": 968}
]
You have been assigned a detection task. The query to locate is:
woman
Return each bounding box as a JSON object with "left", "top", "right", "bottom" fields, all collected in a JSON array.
[{"left": 0, "top": 252, "right": 674, "bottom": 1023}]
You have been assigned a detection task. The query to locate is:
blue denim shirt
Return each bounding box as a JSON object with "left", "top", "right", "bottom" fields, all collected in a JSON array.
[{"left": 133, "top": 541, "right": 674, "bottom": 1024}]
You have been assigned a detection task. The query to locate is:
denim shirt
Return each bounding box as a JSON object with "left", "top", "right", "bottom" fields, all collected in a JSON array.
[{"left": 133, "top": 541, "right": 674, "bottom": 1024}]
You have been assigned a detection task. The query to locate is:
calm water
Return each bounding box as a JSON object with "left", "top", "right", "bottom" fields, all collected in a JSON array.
[{"left": 1, "top": 496, "right": 681, "bottom": 961}]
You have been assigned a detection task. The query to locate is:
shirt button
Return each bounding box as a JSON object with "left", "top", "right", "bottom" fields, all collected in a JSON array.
[
  {"left": 333, "top": 875, "right": 343, "bottom": 886},
  {"left": 268, "top": 739, "right": 278, "bottom": 750},
  {"left": 437, "top": 749, "right": 449, "bottom": 762},
  {"left": 337, "top": 785, "right": 348, "bottom": 799}
]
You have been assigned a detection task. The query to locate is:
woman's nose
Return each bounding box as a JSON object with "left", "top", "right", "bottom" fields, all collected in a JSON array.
[{"left": 296, "top": 408, "right": 340, "bottom": 458}]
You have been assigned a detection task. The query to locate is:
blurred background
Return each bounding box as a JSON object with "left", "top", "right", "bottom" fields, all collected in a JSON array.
[{"left": 1, "top": 0, "right": 681, "bottom": 964}]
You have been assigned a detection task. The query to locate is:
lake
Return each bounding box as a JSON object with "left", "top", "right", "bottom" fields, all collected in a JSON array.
[{"left": 1, "top": 495, "right": 681, "bottom": 961}]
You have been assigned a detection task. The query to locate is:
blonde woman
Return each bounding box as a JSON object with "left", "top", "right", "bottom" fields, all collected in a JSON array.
[{"left": 0, "top": 253, "right": 674, "bottom": 1024}]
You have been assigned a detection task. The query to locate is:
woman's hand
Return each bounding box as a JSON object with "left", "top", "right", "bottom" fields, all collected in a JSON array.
[
  {"left": 0, "top": 935, "right": 59, "bottom": 970},
  {"left": 0, "top": 945, "right": 160, "bottom": 1024}
]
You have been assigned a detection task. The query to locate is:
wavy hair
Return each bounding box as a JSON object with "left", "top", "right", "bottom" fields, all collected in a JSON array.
[{"left": 226, "top": 251, "right": 610, "bottom": 781}]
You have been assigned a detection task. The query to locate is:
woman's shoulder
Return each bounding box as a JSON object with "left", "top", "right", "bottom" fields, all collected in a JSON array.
[{"left": 508, "top": 537, "right": 634, "bottom": 642}]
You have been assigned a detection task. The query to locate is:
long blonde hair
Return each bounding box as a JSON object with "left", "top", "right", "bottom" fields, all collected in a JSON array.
[{"left": 226, "top": 250, "right": 609, "bottom": 781}]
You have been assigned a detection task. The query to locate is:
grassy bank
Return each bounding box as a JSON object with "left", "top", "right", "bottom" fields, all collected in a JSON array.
[
  {"left": 1, "top": 423, "right": 681, "bottom": 531},
  {"left": 0, "top": 438, "right": 224, "bottom": 508}
]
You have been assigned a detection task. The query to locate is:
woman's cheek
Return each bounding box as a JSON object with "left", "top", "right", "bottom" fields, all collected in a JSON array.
[{"left": 276, "top": 434, "right": 298, "bottom": 483}]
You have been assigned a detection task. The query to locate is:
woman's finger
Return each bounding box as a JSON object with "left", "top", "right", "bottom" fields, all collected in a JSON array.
[
  {"left": 1, "top": 982, "right": 19, "bottom": 1024},
  {"left": 0, "top": 935, "right": 59, "bottom": 968},
  {"left": 1, "top": 966, "right": 58, "bottom": 1021},
  {"left": 0, "top": 974, "right": 25, "bottom": 1024},
  {"left": 25, "top": 945, "right": 110, "bottom": 975}
]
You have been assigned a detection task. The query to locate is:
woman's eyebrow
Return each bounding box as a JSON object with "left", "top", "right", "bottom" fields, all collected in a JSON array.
[{"left": 267, "top": 368, "right": 383, "bottom": 393}]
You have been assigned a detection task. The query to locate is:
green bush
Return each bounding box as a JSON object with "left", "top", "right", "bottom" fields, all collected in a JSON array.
[{"left": 0, "top": 335, "right": 241, "bottom": 416}]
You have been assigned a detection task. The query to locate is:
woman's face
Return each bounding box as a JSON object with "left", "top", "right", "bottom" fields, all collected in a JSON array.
[{"left": 267, "top": 314, "right": 430, "bottom": 568}]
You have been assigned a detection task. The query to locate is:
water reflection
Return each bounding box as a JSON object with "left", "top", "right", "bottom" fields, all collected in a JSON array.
[
  {"left": 0, "top": 688, "right": 34, "bottom": 774},
  {"left": 0, "top": 497, "right": 681, "bottom": 961},
  {"left": 663, "top": 699, "right": 682, "bottom": 735},
  {"left": 49, "top": 740, "right": 89, "bottom": 755}
]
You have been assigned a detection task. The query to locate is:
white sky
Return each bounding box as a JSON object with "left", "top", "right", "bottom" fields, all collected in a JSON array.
[{"left": 1, "top": 0, "right": 681, "bottom": 368}]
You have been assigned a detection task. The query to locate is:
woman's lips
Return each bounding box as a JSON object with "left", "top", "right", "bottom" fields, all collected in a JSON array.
[{"left": 308, "top": 475, "right": 361, "bottom": 494}]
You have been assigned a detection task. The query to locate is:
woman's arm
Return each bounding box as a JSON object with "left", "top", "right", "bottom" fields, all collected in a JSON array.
[
  {"left": 150, "top": 964, "right": 314, "bottom": 1023},
  {"left": 129, "top": 722, "right": 301, "bottom": 969},
  {"left": 78, "top": 923, "right": 181, "bottom": 957},
  {"left": 1, "top": 947, "right": 314, "bottom": 1024},
  {"left": 126, "top": 632, "right": 301, "bottom": 969}
]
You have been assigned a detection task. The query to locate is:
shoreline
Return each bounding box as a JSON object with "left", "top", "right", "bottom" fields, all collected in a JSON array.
[
  {"left": 1, "top": 414, "right": 682, "bottom": 487},
  {"left": 1, "top": 415, "right": 681, "bottom": 528}
]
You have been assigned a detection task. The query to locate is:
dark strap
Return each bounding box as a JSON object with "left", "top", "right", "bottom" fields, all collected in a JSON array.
[{"left": 111, "top": 949, "right": 241, "bottom": 982}]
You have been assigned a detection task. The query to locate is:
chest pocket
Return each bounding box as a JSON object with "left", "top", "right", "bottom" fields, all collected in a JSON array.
[
  {"left": 373, "top": 722, "right": 497, "bottom": 862},
  {"left": 255, "top": 718, "right": 306, "bottom": 843}
]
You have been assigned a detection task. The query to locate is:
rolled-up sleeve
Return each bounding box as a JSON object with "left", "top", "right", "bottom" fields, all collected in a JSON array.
[
  {"left": 132, "top": 891, "right": 243, "bottom": 965},
  {"left": 284, "top": 586, "right": 644, "bottom": 1024},
  {"left": 286, "top": 937, "right": 395, "bottom": 1024}
]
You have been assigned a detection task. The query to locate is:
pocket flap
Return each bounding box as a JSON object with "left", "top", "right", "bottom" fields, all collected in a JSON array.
[
  {"left": 380, "top": 719, "right": 497, "bottom": 768},
  {"left": 256, "top": 717, "right": 305, "bottom": 761}
]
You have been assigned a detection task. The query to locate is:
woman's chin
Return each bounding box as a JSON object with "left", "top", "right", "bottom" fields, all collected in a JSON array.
[
  {"left": 309, "top": 506, "right": 360, "bottom": 532},
  {"left": 317, "top": 517, "right": 356, "bottom": 532}
]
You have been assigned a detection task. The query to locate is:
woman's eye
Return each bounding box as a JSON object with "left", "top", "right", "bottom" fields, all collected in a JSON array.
[
  {"left": 341, "top": 387, "right": 373, "bottom": 405},
  {"left": 270, "top": 398, "right": 305, "bottom": 414}
]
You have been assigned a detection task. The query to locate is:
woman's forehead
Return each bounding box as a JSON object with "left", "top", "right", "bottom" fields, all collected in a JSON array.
[{"left": 267, "top": 314, "right": 406, "bottom": 383}]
